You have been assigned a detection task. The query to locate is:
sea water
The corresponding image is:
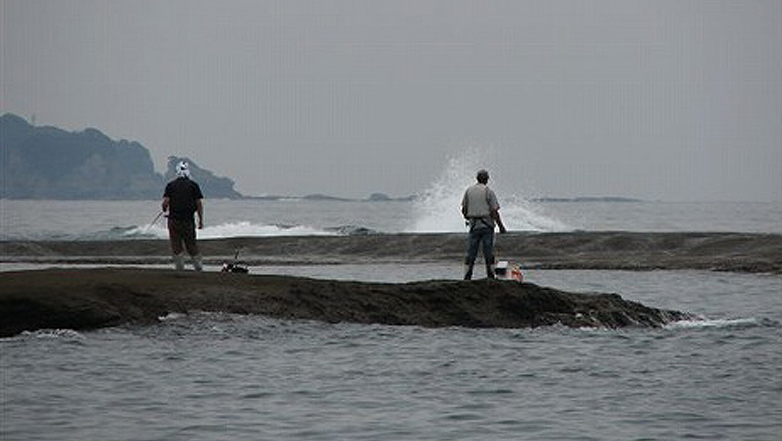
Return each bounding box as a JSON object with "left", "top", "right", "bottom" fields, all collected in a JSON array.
[
  {"left": 2, "top": 173, "right": 782, "bottom": 440},
  {"left": 2, "top": 144, "right": 780, "bottom": 239},
  {"left": 2, "top": 199, "right": 781, "bottom": 241},
  {"left": 2, "top": 267, "right": 781, "bottom": 441}
]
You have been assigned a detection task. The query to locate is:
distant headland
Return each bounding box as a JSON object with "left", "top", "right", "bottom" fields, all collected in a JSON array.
[
  {"left": 0, "top": 113, "right": 242, "bottom": 200},
  {"left": 0, "top": 113, "right": 417, "bottom": 202}
]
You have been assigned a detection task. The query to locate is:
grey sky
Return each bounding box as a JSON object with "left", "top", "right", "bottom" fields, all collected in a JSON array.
[{"left": 2, "top": 0, "right": 780, "bottom": 201}]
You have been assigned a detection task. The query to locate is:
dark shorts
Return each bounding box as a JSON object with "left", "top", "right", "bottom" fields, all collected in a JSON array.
[{"left": 168, "top": 218, "right": 199, "bottom": 256}]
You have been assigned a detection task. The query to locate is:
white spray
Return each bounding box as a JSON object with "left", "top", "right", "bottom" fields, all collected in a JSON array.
[{"left": 409, "top": 147, "right": 569, "bottom": 233}]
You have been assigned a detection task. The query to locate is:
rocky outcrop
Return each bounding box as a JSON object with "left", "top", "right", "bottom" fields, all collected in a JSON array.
[
  {"left": 0, "top": 268, "right": 691, "bottom": 337},
  {"left": 0, "top": 113, "right": 243, "bottom": 199},
  {"left": 164, "top": 156, "right": 242, "bottom": 199}
]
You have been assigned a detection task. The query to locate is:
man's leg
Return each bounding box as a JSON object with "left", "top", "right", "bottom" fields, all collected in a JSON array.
[
  {"left": 168, "top": 219, "right": 185, "bottom": 270},
  {"left": 481, "top": 229, "right": 496, "bottom": 279},
  {"left": 182, "top": 221, "right": 203, "bottom": 272},
  {"left": 190, "top": 255, "right": 203, "bottom": 271},
  {"left": 173, "top": 254, "right": 185, "bottom": 271},
  {"left": 464, "top": 229, "right": 481, "bottom": 280}
]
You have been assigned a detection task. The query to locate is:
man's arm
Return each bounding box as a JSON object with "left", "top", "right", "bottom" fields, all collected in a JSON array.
[
  {"left": 461, "top": 190, "right": 469, "bottom": 218},
  {"left": 196, "top": 199, "right": 204, "bottom": 229},
  {"left": 491, "top": 209, "right": 507, "bottom": 234},
  {"left": 487, "top": 188, "right": 507, "bottom": 233}
]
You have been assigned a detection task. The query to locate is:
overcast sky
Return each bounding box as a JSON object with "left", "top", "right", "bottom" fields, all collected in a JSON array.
[{"left": 2, "top": 0, "right": 780, "bottom": 201}]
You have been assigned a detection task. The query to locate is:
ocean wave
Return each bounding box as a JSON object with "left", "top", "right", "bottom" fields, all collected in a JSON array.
[
  {"left": 118, "top": 221, "right": 377, "bottom": 240},
  {"left": 18, "top": 328, "right": 86, "bottom": 340},
  {"left": 665, "top": 317, "right": 775, "bottom": 330},
  {"left": 323, "top": 225, "right": 378, "bottom": 235}
]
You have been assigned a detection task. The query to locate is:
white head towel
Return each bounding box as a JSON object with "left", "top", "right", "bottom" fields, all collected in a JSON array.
[{"left": 175, "top": 161, "right": 190, "bottom": 179}]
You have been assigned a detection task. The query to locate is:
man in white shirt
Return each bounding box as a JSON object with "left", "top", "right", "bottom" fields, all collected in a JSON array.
[{"left": 461, "top": 169, "right": 507, "bottom": 280}]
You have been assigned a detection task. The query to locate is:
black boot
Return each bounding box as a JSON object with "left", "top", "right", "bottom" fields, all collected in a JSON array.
[{"left": 486, "top": 262, "right": 496, "bottom": 279}]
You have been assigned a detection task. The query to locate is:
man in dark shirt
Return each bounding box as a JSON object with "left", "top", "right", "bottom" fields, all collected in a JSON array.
[{"left": 162, "top": 161, "right": 204, "bottom": 271}]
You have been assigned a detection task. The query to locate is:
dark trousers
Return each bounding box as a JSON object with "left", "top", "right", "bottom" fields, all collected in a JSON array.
[
  {"left": 464, "top": 226, "right": 495, "bottom": 279},
  {"left": 168, "top": 218, "right": 199, "bottom": 256}
]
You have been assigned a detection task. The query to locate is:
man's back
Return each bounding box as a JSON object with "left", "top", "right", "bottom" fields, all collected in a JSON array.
[
  {"left": 164, "top": 177, "right": 203, "bottom": 221},
  {"left": 462, "top": 183, "right": 499, "bottom": 220}
]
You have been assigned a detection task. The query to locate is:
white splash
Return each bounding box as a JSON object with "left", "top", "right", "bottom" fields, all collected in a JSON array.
[
  {"left": 409, "top": 147, "right": 569, "bottom": 233},
  {"left": 158, "top": 312, "right": 187, "bottom": 322}
]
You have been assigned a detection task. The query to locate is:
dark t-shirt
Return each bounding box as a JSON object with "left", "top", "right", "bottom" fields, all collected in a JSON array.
[{"left": 163, "top": 178, "right": 204, "bottom": 221}]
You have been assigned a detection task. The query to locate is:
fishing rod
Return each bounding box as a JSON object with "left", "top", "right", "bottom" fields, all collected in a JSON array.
[{"left": 143, "top": 211, "right": 165, "bottom": 234}]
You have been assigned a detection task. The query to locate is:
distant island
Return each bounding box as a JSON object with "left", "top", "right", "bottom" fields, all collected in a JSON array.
[
  {"left": 0, "top": 113, "right": 242, "bottom": 199},
  {"left": 532, "top": 196, "right": 643, "bottom": 203},
  {"left": 0, "top": 113, "right": 418, "bottom": 202},
  {"left": 243, "top": 192, "right": 416, "bottom": 202}
]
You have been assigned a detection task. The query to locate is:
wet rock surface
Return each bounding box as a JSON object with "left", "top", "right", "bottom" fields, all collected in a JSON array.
[{"left": 0, "top": 268, "right": 691, "bottom": 337}]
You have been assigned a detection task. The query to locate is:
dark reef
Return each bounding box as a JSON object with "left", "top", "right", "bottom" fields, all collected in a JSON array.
[{"left": 0, "top": 268, "right": 691, "bottom": 338}]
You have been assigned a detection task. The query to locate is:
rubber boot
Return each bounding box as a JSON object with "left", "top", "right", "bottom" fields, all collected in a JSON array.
[
  {"left": 173, "top": 254, "right": 185, "bottom": 271},
  {"left": 464, "top": 263, "right": 474, "bottom": 281},
  {"left": 192, "top": 255, "right": 203, "bottom": 272},
  {"left": 486, "top": 262, "right": 496, "bottom": 279}
]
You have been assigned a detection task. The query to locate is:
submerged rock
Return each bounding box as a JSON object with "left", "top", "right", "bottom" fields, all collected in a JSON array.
[{"left": 0, "top": 268, "right": 691, "bottom": 337}]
